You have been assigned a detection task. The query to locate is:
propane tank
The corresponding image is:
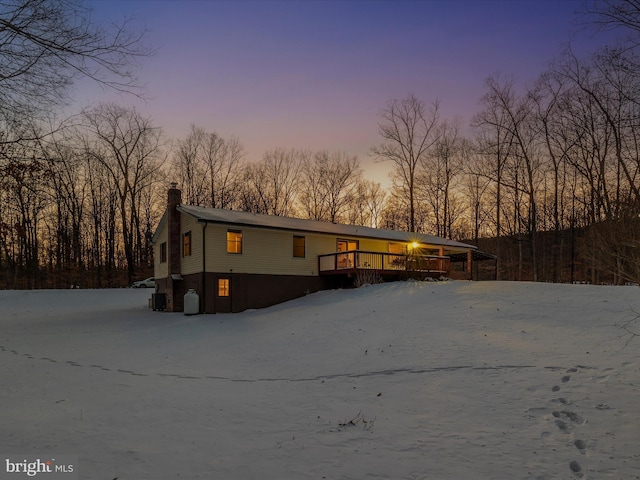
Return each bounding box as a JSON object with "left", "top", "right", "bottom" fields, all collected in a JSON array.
[{"left": 184, "top": 289, "right": 199, "bottom": 315}]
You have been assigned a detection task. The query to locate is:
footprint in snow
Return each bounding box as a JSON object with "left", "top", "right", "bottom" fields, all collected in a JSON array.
[
  {"left": 553, "top": 410, "right": 585, "bottom": 425},
  {"left": 570, "top": 460, "right": 584, "bottom": 478},
  {"left": 574, "top": 439, "right": 587, "bottom": 454},
  {"left": 555, "top": 419, "right": 570, "bottom": 433}
]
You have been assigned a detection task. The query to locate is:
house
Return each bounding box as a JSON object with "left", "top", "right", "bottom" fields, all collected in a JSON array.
[{"left": 152, "top": 185, "right": 478, "bottom": 313}]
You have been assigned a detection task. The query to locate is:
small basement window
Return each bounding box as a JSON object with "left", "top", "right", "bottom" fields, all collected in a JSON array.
[{"left": 218, "top": 279, "right": 229, "bottom": 297}]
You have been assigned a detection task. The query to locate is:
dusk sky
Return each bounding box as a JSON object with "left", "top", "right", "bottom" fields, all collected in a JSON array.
[{"left": 79, "top": 0, "right": 611, "bottom": 184}]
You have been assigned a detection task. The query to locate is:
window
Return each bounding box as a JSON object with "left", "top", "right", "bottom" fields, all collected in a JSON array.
[
  {"left": 337, "top": 239, "right": 358, "bottom": 268},
  {"left": 388, "top": 242, "right": 406, "bottom": 254},
  {"left": 337, "top": 239, "right": 358, "bottom": 252},
  {"left": 183, "top": 231, "right": 192, "bottom": 257},
  {"left": 227, "top": 230, "right": 242, "bottom": 254},
  {"left": 218, "top": 279, "right": 229, "bottom": 297},
  {"left": 160, "top": 242, "right": 167, "bottom": 263},
  {"left": 293, "top": 235, "right": 305, "bottom": 258}
]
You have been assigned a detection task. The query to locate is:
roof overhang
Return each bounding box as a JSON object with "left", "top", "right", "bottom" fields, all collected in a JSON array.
[{"left": 176, "top": 204, "right": 477, "bottom": 252}]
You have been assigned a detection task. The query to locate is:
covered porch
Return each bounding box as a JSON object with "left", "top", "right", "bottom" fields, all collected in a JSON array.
[{"left": 318, "top": 250, "right": 451, "bottom": 279}]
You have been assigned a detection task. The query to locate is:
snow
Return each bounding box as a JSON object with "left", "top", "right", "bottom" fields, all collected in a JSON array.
[{"left": 1, "top": 281, "right": 639, "bottom": 479}]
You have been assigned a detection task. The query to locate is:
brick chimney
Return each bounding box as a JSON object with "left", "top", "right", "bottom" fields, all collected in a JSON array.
[{"left": 166, "top": 183, "right": 183, "bottom": 312}]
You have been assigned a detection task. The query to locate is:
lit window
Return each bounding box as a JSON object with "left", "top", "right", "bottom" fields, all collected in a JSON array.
[
  {"left": 227, "top": 230, "right": 242, "bottom": 254},
  {"left": 160, "top": 242, "right": 167, "bottom": 263},
  {"left": 293, "top": 235, "right": 305, "bottom": 258},
  {"left": 218, "top": 279, "right": 229, "bottom": 297},
  {"left": 388, "top": 242, "right": 406, "bottom": 254},
  {"left": 183, "top": 231, "right": 191, "bottom": 257}
]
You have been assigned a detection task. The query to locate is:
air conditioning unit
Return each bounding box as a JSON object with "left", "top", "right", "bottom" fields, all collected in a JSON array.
[{"left": 151, "top": 293, "right": 166, "bottom": 311}]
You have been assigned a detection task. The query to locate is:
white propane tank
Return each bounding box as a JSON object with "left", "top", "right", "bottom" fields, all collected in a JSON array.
[{"left": 184, "top": 289, "right": 199, "bottom": 315}]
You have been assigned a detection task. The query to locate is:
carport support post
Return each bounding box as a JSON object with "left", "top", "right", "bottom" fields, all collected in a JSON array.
[
  {"left": 467, "top": 250, "right": 473, "bottom": 280},
  {"left": 166, "top": 184, "right": 183, "bottom": 312}
]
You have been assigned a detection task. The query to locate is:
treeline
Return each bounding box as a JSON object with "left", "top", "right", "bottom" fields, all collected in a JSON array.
[
  {"left": 1, "top": 104, "right": 163, "bottom": 288},
  {"left": 1, "top": 0, "right": 640, "bottom": 288}
]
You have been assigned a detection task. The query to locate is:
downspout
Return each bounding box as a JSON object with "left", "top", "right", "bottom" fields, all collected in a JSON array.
[
  {"left": 166, "top": 184, "right": 182, "bottom": 312},
  {"left": 202, "top": 222, "right": 208, "bottom": 314}
]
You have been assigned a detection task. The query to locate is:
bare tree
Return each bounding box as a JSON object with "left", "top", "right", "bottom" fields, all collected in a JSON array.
[
  {"left": 0, "top": 0, "right": 150, "bottom": 142},
  {"left": 298, "top": 150, "right": 361, "bottom": 223},
  {"left": 297, "top": 151, "right": 325, "bottom": 221},
  {"left": 347, "top": 178, "right": 386, "bottom": 228},
  {"left": 170, "top": 125, "right": 245, "bottom": 209},
  {"left": 83, "top": 148, "right": 119, "bottom": 287},
  {"left": 584, "top": 0, "right": 640, "bottom": 46},
  {"left": 240, "top": 148, "right": 301, "bottom": 216},
  {"left": 372, "top": 94, "right": 440, "bottom": 232},
  {"left": 203, "top": 133, "right": 245, "bottom": 209},
  {"left": 171, "top": 125, "right": 209, "bottom": 206},
  {"left": 545, "top": 44, "right": 640, "bottom": 283},
  {"left": 471, "top": 76, "right": 518, "bottom": 279},
  {"left": 82, "top": 103, "right": 163, "bottom": 285},
  {"left": 417, "top": 118, "right": 464, "bottom": 238},
  {"left": 378, "top": 188, "right": 412, "bottom": 232},
  {"left": 0, "top": 140, "right": 48, "bottom": 287},
  {"left": 378, "top": 182, "right": 430, "bottom": 233},
  {"left": 39, "top": 134, "right": 87, "bottom": 287},
  {"left": 473, "top": 74, "right": 548, "bottom": 280},
  {"left": 462, "top": 147, "right": 492, "bottom": 244},
  {"left": 555, "top": 49, "right": 640, "bottom": 211}
]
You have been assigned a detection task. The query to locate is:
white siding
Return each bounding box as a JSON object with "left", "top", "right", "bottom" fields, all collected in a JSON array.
[
  {"left": 204, "top": 225, "right": 327, "bottom": 275},
  {"left": 180, "top": 213, "right": 203, "bottom": 275},
  {"left": 154, "top": 222, "right": 168, "bottom": 279},
  {"left": 169, "top": 214, "right": 445, "bottom": 276}
]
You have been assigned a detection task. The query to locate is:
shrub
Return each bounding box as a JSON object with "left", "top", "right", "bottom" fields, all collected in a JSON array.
[{"left": 354, "top": 270, "right": 383, "bottom": 288}]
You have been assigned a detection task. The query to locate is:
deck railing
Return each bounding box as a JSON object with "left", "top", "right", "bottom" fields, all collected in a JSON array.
[{"left": 318, "top": 250, "right": 450, "bottom": 275}]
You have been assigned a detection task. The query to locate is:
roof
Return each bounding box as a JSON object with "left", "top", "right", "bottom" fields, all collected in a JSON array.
[
  {"left": 170, "top": 204, "right": 476, "bottom": 253},
  {"left": 449, "top": 250, "right": 497, "bottom": 262}
]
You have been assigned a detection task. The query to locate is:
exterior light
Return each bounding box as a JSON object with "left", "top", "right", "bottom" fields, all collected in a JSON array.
[{"left": 412, "top": 242, "right": 420, "bottom": 249}]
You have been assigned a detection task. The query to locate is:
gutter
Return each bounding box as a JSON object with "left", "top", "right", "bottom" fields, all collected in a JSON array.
[{"left": 202, "top": 222, "right": 208, "bottom": 314}]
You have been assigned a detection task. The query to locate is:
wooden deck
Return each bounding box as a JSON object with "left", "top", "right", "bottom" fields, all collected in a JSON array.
[{"left": 318, "top": 250, "right": 450, "bottom": 278}]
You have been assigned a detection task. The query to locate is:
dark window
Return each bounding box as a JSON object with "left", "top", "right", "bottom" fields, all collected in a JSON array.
[
  {"left": 293, "top": 235, "right": 305, "bottom": 258},
  {"left": 160, "top": 242, "right": 167, "bottom": 263},
  {"left": 183, "top": 231, "right": 192, "bottom": 257}
]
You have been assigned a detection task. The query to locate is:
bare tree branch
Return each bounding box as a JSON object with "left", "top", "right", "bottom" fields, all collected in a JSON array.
[{"left": 0, "top": 0, "right": 151, "bottom": 143}]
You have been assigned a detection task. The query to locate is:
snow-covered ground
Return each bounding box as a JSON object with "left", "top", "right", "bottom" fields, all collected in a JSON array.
[{"left": 1, "top": 281, "right": 639, "bottom": 479}]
